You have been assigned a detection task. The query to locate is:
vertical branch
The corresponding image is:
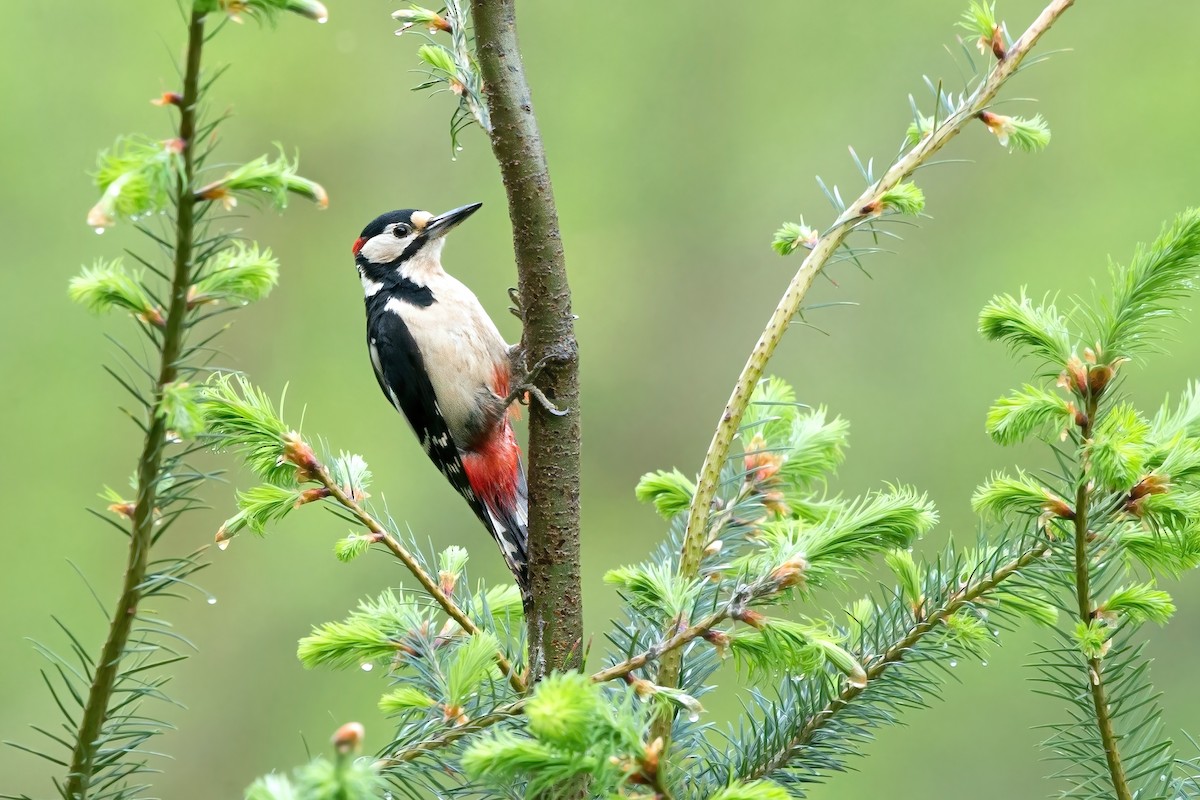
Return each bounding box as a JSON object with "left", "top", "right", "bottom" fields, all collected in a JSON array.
[
  {"left": 650, "top": 0, "right": 1075, "bottom": 743},
  {"left": 1073, "top": 397, "right": 1133, "bottom": 800},
  {"left": 65, "top": 11, "right": 205, "bottom": 797},
  {"left": 469, "top": 0, "right": 582, "bottom": 679}
]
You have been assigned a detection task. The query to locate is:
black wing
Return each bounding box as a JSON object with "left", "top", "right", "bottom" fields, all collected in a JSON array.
[{"left": 366, "top": 303, "right": 490, "bottom": 525}]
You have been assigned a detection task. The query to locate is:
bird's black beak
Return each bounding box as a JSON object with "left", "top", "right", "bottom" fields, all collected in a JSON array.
[{"left": 426, "top": 202, "right": 482, "bottom": 239}]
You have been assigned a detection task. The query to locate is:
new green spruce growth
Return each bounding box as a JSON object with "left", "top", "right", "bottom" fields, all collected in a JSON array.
[
  {"left": 976, "top": 208, "right": 1200, "bottom": 800},
  {"left": 662, "top": 0, "right": 1073, "bottom": 747},
  {"left": 243, "top": 722, "right": 383, "bottom": 800},
  {"left": 12, "top": 5, "right": 326, "bottom": 798}
]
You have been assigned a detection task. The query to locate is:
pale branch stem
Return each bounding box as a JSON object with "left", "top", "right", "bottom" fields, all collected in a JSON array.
[
  {"left": 65, "top": 12, "right": 206, "bottom": 799},
  {"left": 469, "top": 0, "right": 583, "bottom": 681},
  {"left": 378, "top": 699, "right": 528, "bottom": 767},
  {"left": 652, "top": 0, "right": 1076, "bottom": 742},
  {"left": 588, "top": 609, "right": 731, "bottom": 685},
  {"left": 378, "top": 611, "right": 731, "bottom": 769},
  {"left": 313, "top": 464, "right": 527, "bottom": 695},
  {"left": 1072, "top": 398, "right": 1133, "bottom": 800},
  {"left": 747, "top": 543, "right": 1050, "bottom": 781}
]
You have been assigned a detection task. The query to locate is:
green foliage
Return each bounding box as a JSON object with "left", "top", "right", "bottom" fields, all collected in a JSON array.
[
  {"left": 462, "top": 677, "right": 648, "bottom": 798},
  {"left": 972, "top": 470, "right": 1070, "bottom": 521},
  {"left": 986, "top": 384, "right": 1072, "bottom": 445},
  {"left": 378, "top": 686, "right": 437, "bottom": 715},
  {"left": 981, "top": 113, "right": 1052, "bottom": 152},
  {"left": 1073, "top": 619, "right": 1110, "bottom": 659},
  {"left": 884, "top": 549, "right": 923, "bottom": 608},
  {"left": 957, "top": 0, "right": 998, "bottom": 40},
  {"left": 635, "top": 469, "right": 696, "bottom": 518},
  {"left": 1100, "top": 583, "right": 1175, "bottom": 626},
  {"left": 1151, "top": 381, "right": 1200, "bottom": 442},
  {"left": 905, "top": 113, "right": 934, "bottom": 146},
  {"left": 195, "top": 0, "right": 329, "bottom": 24},
  {"left": 334, "top": 533, "right": 375, "bottom": 563},
  {"left": 1086, "top": 403, "right": 1151, "bottom": 489},
  {"left": 201, "top": 374, "right": 296, "bottom": 485},
  {"left": 1097, "top": 208, "right": 1200, "bottom": 359},
  {"left": 525, "top": 672, "right": 602, "bottom": 751},
  {"left": 604, "top": 562, "right": 702, "bottom": 620},
  {"left": 244, "top": 756, "right": 383, "bottom": 800},
  {"left": 445, "top": 632, "right": 502, "bottom": 708},
  {"left": 877, "top": 181, "right": 925, "bottom": 216},
  {"left": 771, "top": 220, "right": 817, "bottom": 256},
  {"left": 297, "top": 591, "right": 430, "bottom": 670},
  {"left": 731, "top": 618, "right": 866, "bottom": 686},
  {"left": 978, "top": 290, "right": 1072, "bottom": 366},
  {"left": 219, "top": 483, "right": 303, "bottom": 539},
  {"left": 69, "top": 259, "right": 160, "bottom": 322},
  {"left": 88, "top": 135, "right": 182, "bottom": 228},
  {"left": 190, "top": 242, "right": 279, "bottom": 306},
  {"left": 159, "top": 380, "right": 205, "bottom": 439},
  {"left": 197, "top": 147, "right": 327, "bottom": 210},
  {"left": 708, "top": 781, "right": 791, "bottom": 800}
]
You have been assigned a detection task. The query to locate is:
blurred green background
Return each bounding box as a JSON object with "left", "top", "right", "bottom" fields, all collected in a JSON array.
[{"left": 3, "top": 1, "right": 1200, "bottom": 797}]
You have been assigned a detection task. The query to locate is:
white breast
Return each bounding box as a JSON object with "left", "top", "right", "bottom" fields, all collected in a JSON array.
[{"left": 386, "top": 275, "right": 510, "bottom": 440}]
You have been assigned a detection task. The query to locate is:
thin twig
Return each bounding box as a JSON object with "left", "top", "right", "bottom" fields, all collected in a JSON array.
[
  {"left": 747, "top": 543, "right": 1050, "bottom": 780},
  {"left": 653, "top": 0, "right": 1076, "bottom": 743},
  {"left": 313, "top": 464, "right": 527, "bottom": 695},
  {"left": 65, "top": 12, "right": 207, "bottom": 798}
]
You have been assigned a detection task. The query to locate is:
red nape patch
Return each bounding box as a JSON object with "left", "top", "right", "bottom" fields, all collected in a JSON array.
[
  {"left": 351, "top": 236, "right": 366, "bottom": 256},
  {"left": 463, "top": 421, "right": 522, "bottom": 510}
]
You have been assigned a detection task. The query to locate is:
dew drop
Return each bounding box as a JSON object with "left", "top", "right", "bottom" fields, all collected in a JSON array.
[
  {"left": 217, "top": 539, "right": 230, "bottom": 551},
  {"left": 451, "top": 157, "right": 457, "bottom": 162},
  {"left": 455, "top": 145, "right": 463, "bottom": 152},
  {"left": 94, "top": 227, "right": 106, "bottom": 235},
  {"left": 207, "top": 596, "right": 218, "bottom": 605},
  {"left": 687, "top": 711, "right": 700, "bottom": 723},
  {"left": 317, "top": 16, "right": 328, "bottom": 23},
  {"left": 980, "top": 660, "right": 988, "bottom": 667},
  {"left": 992, "top": 629, "right": 1000, "bottom": 637},
  {"left": 949, "top": 659, "right": 958, "bottom": 668},
  {"left": 360, "top": 662, "right": 374, "bottom": 672}
]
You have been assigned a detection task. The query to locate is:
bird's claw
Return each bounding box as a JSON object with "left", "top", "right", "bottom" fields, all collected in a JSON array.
[
  {"left": 504, "top": 351, "right": 570, "bottom": 416},
  {"left": 508, "top": 287, "right": 522, "bottom": 319}
]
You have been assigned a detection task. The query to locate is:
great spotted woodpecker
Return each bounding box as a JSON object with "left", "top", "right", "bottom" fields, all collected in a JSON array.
[{"left": 352, "top": 202, "right": 529, "bottom": 591}]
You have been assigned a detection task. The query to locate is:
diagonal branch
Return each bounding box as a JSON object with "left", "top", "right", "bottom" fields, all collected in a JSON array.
[
  {"left": 469, "top": 0, "right": 583, "bottom": 681},
  {"left": 745, "top": 542, "right": 1049, "bottom": 780},
  {"left": 652, "top": 0, "right": 1076, "bottom": 742},
  {"left": 312, "top": 462, "right": 527, "bottom": 695}
]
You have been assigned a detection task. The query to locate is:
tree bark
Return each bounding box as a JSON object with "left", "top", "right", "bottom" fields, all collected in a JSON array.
[{"left": 469, "top": 0, "right": 582, "bottom": 680}]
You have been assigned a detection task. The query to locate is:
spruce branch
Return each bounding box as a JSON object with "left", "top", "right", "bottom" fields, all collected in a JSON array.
[
  {"left": 64, "top": 13, "right": 208, "bottom": 798},
  {"left": 653, "top": 0, "right": 1075, "bottom": 743},
  {"left": 202, "top": 376, "right": 526, "bottom": 694},
  {"left": 744, "top": 542, "right": 1050, "bottom": 781},
  {"left": 469, "top": 0, "right": 582, "bottom": 682}
]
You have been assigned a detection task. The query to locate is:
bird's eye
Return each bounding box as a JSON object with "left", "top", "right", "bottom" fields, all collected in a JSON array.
[{"left": 393, "top": 224, "right": 412, "bottom": 238}]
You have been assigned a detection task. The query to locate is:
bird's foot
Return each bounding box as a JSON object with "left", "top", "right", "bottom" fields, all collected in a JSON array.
[
  {"left": 505, "top": 349, "right": 570, "bottom": 416},
  {"left": 508, "top": 286, "right": 523, "bottom": 319}
]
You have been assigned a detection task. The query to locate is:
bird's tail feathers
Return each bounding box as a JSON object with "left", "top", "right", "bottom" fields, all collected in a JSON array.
[{"left": 481, "top": 464, "right": 529, "bottom": 597}]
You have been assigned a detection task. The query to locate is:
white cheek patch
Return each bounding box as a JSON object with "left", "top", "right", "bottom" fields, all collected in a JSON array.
[{"left": 359, "top": 232, "right": 414, "bottom": 264}]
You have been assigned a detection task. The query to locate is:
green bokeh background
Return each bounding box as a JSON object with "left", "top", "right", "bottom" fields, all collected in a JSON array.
[{"left": 3, "top": 2, "right": 1200, "bottom": 797}]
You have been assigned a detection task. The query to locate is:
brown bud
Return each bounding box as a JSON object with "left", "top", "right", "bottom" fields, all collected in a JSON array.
[
  {"left": 702, "top": 629, "right": 731, "bottom": 658},
  {"left": 282, "top": 433, "right": 319, "bottom": 480},
  {"left": 439, "top": 570, "right": 458, "bottom": 595},
  {"left": 163, "top": 138, "right": 186, "bottom": 155},
  {"left": 1043, "top": 495, "right": 1076, "bottom": 520},
  {"left": 295, "top": 487, "right": 331, "bottom": 507},
  {"left": 138, "top": 307, "right": 166, "bottom": 328},
  {"left": 1087, "top": 364, "right": 1115, "bottom": 396},
  {"left": 989, "top": 26, "right": 1006, "bottom": 60},
  {"left": 151, "top": 91, "right": 183, "bottom": 108},
  {"left": 734, "top": 608, "right": 767, "bottom": 629},
  {"left": 331, "top": 721, "right": 364, "bottom": 754},
  {"left": 108, "top": 501, "right": 138, "bottom": 520},
  {"left": 768, "top": 556, "right": 809, "bottom": 591},
  {"left": 703, "top": 538, "right": 724, "bottom": 556}
]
